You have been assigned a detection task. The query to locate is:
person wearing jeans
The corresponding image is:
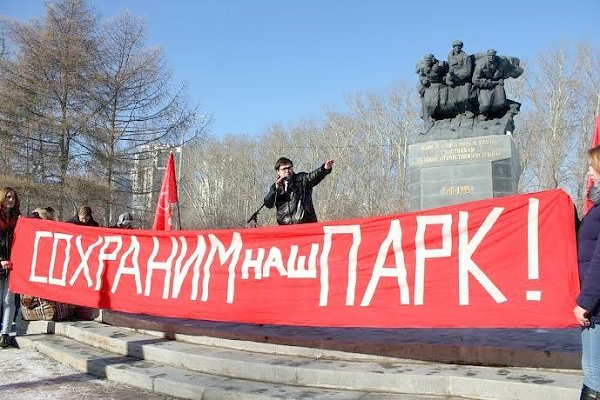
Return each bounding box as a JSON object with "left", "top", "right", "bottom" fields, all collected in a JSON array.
[
  {"left": 575, "top": 146, "right": 600, "bottom": 399},
  {"left": 0, "top": 187, "right": 20, "bottom": 348}
]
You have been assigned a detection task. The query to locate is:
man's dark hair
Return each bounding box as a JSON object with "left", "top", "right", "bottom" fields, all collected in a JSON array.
[
  {"left": 78, "top": 205, "right": 93, "bottom": 217},
  {"left": 275, "top": 157, "right": 293, "bottom": 171}
]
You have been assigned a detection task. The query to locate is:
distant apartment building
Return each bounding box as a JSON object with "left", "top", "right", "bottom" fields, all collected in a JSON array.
[{"left": 130, "top": 144, "right": 180, "bottom": 228}]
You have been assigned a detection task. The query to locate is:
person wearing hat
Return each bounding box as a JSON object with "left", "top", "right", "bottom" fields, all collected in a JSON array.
[
  {"left": 113, "top": 212, "right": 134, "bottom": 229},
  {"left": 415, "top": 53, "right": 447, "bottom": 128},
  {"left": 472, "top": 48, "right": 507, "bottom": 119},
  {"left": 31, "top": 206, "right": 54, "bottom": 221}
]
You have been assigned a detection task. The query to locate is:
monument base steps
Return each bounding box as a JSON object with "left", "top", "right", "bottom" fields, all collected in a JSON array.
[{"left": 15, "top": 319, "right": 581, "bottom": 400}]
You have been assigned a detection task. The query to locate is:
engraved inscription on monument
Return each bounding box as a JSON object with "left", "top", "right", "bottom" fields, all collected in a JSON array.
[
  {"left": 411, "top": 137, "right": 504, "bottom": 167},
  {"left": 407, "top": 135, "right": 519, "bottom": 210}
]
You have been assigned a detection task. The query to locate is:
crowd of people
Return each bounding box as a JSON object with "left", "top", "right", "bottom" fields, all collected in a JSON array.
[{"left": 0, "top": 190, "right": 134, "bottom": 348}]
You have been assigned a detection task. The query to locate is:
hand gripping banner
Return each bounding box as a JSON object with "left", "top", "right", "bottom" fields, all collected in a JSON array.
[{"left": 10, "top": 189, "right": 579, "bottom": 328}]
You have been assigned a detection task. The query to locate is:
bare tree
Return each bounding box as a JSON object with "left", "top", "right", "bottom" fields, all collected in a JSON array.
[
  {"left": 518, "top": 42, "right": 600, "bottom": 213},
  {"left": 182, "top": 135, "right": 260, "bottom": 228},
  {"left": 0, "top": 1, "right": 207, "bottom": 222},
  {"left": 87, "top": 11, "right": 200, "bottom": 224},
  {"left": 0, "top": 22, "right": 5, "bottom": 59},
  {"left": 0, "top": 0, "right": 100, "bottom": 218}
]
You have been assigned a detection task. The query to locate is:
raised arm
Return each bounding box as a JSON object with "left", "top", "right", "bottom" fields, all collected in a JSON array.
[{"left": 303, "top": 159, "right": 335, "bottom": 188}]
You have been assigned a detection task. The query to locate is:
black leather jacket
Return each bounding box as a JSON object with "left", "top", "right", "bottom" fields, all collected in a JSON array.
[
  {"left": 0, "top": 228, "right": 13, "bottom": 261},
  {"left": 66, "top": 215, "right": 99, "bottom": 227},
  {"left": 0, "top": 222, "right": 15, "bottom": 279},
  {"left": 264, "top": 164, "right": 331, "bottom": 225}
]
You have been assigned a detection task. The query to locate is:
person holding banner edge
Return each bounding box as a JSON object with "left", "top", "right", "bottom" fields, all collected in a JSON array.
[
  {"left": 0, "top": 187, "right": 20, "bottom": 348},
  {"left": 575, "top": 146, "right": 600, "bottom": 399},
  {"left": 264, "top": 157, "right": 334, "bottom": 225}
]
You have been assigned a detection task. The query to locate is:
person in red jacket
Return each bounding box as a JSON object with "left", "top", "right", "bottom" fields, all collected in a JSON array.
[{"left": 0, "top": 187, "right": 20, "bottom": 348}]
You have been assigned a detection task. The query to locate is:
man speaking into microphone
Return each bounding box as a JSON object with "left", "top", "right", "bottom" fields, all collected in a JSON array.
[{"left": 264, "top": 157, "right": 335, "bottom": 225}]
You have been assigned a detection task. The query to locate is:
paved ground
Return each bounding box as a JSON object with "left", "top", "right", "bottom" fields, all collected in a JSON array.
[{"left": 0, "top": 345, "right": 177, "bottom": 400}]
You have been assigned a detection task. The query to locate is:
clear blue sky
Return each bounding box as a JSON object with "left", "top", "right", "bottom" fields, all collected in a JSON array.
[{"left": 2, "top": 1, "right": 599, "bottom": 137}]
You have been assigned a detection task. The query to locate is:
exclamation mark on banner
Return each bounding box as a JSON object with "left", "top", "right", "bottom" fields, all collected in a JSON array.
[{"left": 526, "top": 198, "right": 542, "bottom": 301}]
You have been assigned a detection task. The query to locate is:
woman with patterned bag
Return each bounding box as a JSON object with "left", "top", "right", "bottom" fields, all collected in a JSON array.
[{"left": 20, "top": 207, "right": 74, "bottom": 322}]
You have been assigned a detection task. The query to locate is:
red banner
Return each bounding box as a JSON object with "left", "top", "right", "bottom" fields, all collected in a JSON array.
[{"left": 10, "top": 189, "right": 579, "bottom": 328}]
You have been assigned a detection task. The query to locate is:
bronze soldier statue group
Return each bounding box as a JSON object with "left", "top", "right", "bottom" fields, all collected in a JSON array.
[{"left": 416, "top": 40, "right": 523, "bottom": 131}]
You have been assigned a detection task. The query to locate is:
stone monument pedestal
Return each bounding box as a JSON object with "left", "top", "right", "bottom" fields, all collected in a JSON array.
[{"left": 407, "top": 135, "right": 519, "bottom": 211}]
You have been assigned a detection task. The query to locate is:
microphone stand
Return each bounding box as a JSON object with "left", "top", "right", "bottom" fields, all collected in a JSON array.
[
  {"left": 247, "top": 203, "right": 266, "bottom": 227},
  {"left": 248, "top": 179, "right": 283, "bottom": 227}
]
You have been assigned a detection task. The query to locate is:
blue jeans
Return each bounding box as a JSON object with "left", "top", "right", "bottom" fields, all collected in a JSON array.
[
  {"left": 0, "top": 277, "right": 16, "bottom": 335},
  {"left": 582, "top": 323, "right": 600, "bottom": 391}
]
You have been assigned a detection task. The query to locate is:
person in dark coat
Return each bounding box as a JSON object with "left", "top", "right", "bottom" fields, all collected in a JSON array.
[
  {"left": 575, "top": 145, "right": 600, "bottom": 399},
  {"left": 264, "top": 157, "right": 334, "bottom": 225},
  {"left": 66, "top": 205, "right": 99, "bottom": 227}
]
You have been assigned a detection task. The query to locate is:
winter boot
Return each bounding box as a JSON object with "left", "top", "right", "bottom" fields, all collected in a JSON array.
[
  {"left": 581, "top": 384, "right": 600, "bottom": 400},
  {"left": 0, "top": 334, "right": 9, "bottom": 348}
]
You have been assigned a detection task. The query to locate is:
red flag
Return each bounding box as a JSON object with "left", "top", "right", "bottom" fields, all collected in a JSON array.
[
  {"left": 153, "top": 152, "right": 179, "bottom": 230},
  {"left": 583, "top": 116, "right": 600, "bottom": 215}
]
